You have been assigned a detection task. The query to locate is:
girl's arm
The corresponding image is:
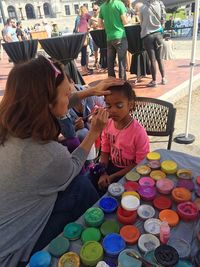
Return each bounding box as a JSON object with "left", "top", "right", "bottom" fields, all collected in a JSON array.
[{"left": 100, "top": 152, "right": 110, "bottom": 168}]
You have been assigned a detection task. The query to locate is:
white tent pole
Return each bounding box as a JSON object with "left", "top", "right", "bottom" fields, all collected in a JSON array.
[{"left": 185, "top": 0, "right": 199, "bottom": 138}]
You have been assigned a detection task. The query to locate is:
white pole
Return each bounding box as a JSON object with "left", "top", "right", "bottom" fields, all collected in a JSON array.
[{"left": 185, "top": 0, "right": 199, "bottom": 138}]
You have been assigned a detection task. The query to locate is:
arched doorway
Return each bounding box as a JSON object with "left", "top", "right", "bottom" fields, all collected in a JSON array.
[
  {"left": 43, "top": 3, "right": 52, "bottom": 17},
  {"left": 25, "top": 4, "right": 36, "bottom": 19},
  {"left": 7, "top": 5, "right": 17, "bottom": 19}
]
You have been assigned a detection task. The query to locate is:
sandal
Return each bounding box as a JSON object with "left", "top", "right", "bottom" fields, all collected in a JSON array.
[
  {"left": 147, "top": 81, "right": 157, "bottom": 87},
  {"left": 161, "top": 78, "right": 168, "bottom": 85}
]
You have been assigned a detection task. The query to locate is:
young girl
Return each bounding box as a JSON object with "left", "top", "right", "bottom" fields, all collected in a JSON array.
[{"left": 98, "top": 82, "right": 150, "bottom": 190}]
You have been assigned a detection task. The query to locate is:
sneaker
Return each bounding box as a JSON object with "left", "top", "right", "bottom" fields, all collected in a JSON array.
[
  {"left": 161, "top": 78, "right": 167, "bottom": 85},
  {"left": 147, "top": 81, "right": 157, "bottom": 87}
]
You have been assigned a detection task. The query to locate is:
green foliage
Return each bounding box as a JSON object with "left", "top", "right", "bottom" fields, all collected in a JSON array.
[{"left": 166, "top": 7, "right": 187, "bottom": 20}]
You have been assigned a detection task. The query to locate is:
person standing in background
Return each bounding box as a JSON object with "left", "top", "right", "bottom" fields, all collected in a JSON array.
[
  {"left": 99, "top": 0, "right": 128, "bottom": 80},
  {"left": 16, "top": 21, "right": 27, "bottom": 41},
  {"left": 139, "top": 0, "right": 167, "bottom": 87},
  {"left": 2, "top": 18, "right": 18, "bottom": 42}
]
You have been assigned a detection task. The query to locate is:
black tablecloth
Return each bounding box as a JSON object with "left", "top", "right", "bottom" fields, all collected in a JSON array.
[
  {"left": 2, "top": 40, "right": 38, "bottom": 64},
  {"left": 39, "top": 34, "right": 86, "bottom": 85},
  {"left": 90, "top": 30, "right": 107, "bottom": 69}
]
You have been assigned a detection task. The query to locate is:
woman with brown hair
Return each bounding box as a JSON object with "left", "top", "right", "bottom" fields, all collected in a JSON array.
[{"left": 0, "top": 56, "right": 123, "bottom": 267}]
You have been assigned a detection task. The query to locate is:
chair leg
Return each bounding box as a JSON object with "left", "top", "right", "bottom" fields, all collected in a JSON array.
[{"left": 167, "top": 135, "right": 173, "bottom": 150}]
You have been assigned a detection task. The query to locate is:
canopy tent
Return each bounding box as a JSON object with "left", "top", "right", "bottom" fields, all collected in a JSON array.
[{"left": 163, "top": 0, "right": 194, "bottom": 8}]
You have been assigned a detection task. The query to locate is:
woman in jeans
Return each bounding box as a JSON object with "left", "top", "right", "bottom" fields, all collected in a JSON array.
[{"left": 139, "top": 0, "right": 167, "bottom": 87}]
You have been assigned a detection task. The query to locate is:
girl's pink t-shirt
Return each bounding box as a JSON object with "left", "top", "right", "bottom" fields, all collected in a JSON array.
[
  {"left": 78, "top": 14, "right": 91, "bottom": 33},
  {"left": 101, "top": 119, "right": 150, "bottom": 168}
]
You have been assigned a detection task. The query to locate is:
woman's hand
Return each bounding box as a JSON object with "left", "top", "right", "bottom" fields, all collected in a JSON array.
[
  {"left": 75, "top": 117, "right": 84, "bottom": 130},
  {"left": 98, "top": 174, "right": 111, "bottom": 190},
  {"left": 90, "top": 77, "right": 125, "bottom": 96},
  {"left": 90, "top": 108, "right": 109, "bottom": 135}
]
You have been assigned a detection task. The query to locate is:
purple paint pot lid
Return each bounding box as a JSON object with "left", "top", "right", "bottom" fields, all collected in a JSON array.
[
  {"left": 139, "top": 177, "right": 155, "bottom": 187},
  {"left": 176, "top": 179, "right": 195, "bottom": 192},
  {"left": 138, "top": 186, "right": 156, "bottom": 200}
]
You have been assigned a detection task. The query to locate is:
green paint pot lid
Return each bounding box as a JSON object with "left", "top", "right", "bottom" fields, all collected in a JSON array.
[
  {"left": 48, "top": 236, "right": 69, "bottom": 257},
  {"left": 81, "top": 227, "right": 101, "bottom": 243},
  {"left": 84, "top": 207, "right": 104, "bottom": 227},
  {"left": 80, "top": 241, "right": 103, "bottom": 266},
  {"left": 63, "top": 222, "right": 83, "bottom": 240},
  {"left": 100, "top": 220, "right": 120, "bottom": 236}
]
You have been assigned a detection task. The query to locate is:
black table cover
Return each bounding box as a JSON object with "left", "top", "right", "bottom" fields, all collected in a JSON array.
[
  {"left": 39, "top": 33, "right": 86, "bottom": 85},
  {"left": 90, "top": 29, "right": 107, "bottom": 69},
  {"left": 2, "top": 40, "right": 38, "bottom": 64}
]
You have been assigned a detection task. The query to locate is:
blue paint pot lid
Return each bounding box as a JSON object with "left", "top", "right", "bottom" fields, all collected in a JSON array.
[
  {"left": 29, "top": 251, "right": 51, "bottom": 267},
  {"left": 102, "top": 233, "right": 126, "bottom": 256},
  {"left": 99, "top": 197, "right": 118, "bottom": 213}
]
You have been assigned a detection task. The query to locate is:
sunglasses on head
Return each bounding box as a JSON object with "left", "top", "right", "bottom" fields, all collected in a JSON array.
[{"left": 46, "top": 58, "right": 61, "bottom": 78}]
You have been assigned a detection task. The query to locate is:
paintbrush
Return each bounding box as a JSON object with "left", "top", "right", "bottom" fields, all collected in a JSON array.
[{"left": 126, "top": 251, "right": 161, "bottom": 267}]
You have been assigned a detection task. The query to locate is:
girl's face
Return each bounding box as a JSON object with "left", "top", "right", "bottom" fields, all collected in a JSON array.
[
  {"left": 50, "top": 76, "right": 71, "bottom": 117},
  {"left": 105, "top": 91, "right": 134, "bottom": 122}
]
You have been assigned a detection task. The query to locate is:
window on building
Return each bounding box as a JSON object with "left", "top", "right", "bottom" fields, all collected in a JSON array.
[
  {"left": 74, "top": 4, "right": 79, "bottom": 15},
  {"left": 65, "top": 5, "right": 70, "bottom": 15},
  {"left": 25, "top": 4, "right": 36, "bottom": 19},
  {"left": 7, "top": 6, "right": 17, "bottom": 19},
  {"left": 43, "top": 3, "right": 52, "bottom": 17}
]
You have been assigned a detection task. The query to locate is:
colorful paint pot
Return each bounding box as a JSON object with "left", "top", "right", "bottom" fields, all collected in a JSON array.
[
  {"left": 118, "top": 249, "right": 142, "bottom": 267},
  {"left": 63, "top": 222, "right": 83, "bottom": 240},
  {"left": 125, "top": 171, "right": 140, "bottom": 181},
  {"left": 194, "top": 198, "right": 200, "bottom": 210},
  {"left": 48, "top": 236, "right": 69, "bottom": 257},
  {"left": 29, "top": 251, "right": 51, "bottom": 267},
  {"left": 138, "top": 185, "right": 156, "bottom": 201},
  {"left": 108, "top": 183, "right": 124, "bottom": 197},
  {"left": 196, "top": 187, "right": 200, "bottom": 197},
  {"left": 154, "top": 245, "right": 179, "bottom": 267},
  {"left": 117, "top": 206, "right": 137, "bottom": 224},
  {"left": 148, "top": 160, "right": 161, "bottom": 170},
  {"left": 99, "top": 196, "right": 118, "bottom": 214},
  {"left": 176, "top": 260, "right": 193, "bottom": 267},
  {"left": 156, "top": 178, "right": 174, "bottom": 194},
  {"left": 159, "top": 209, "right": 179, "bottom": 227},
  {"left": 122, "top": 191, "right": 140, "bottom": 199},
  {"left": 197, "top": 176, "right": 200, "bottom": 185},
  {"left": 177, "top": 201, "right": 198, "bottom": 221},
  {"left": 100, "top": 220, "right": 120, "bottom": 236},
  {"left": 147, "top": 151, "right": 161, "bottom": 161},
  {"left": 168, "top": 238, "right": 191, "bottom": 259},
  {"left": 144, "top": 218, "right": 162, "bottom": 235},
  {"left": 176, "top": 179, "right": 195, "bottom": 192},
  {"left": 102, "top": 233, "right": 126, "bottom": 257},
  {"left": 84, "top": 207, "right": 104, "bottom": 227},
  {"left": 81, "top": 227, "right": 101, "bottom": 244},
  {"left": 150, "top": 170, "right": 166, "bottom": 181},
  {"left": 161, "top": 160, "right": 177, "bottom": 174},
  {"left": 120, "top": 225, "right": 140, "bottom": 245},
  {"left": 172, "top": 187, "right": 192, "bottom": 203},
  {"left": 139, "top": 177, "right": 155, "bottom": 187},
  {"left": 80, "top": 241, "right": 103, "bottom": 266},
  {"left": 153, "top": 196, "right": 172, "bottom": 210},
  {"left": 137, "top": 204, "right": 155, "bottom": 220},
  {"left": 58, "top": 252, "right": 80, "bottom": 267},
  {"left": 138, "top": 234, "right": 160, "bottom": 253},
  {"left": 121, "top": 195, "right": 140, "bottom": 211},
  {"left": 124, "top": 181, "right": 139, "bottom": 191},
  {"left": 136, "top": 165, "right": 151, "bottom": 176},
  {"left": 96, "top": 261, "right": 109, "bottom": 267},
  {"left": 177, "top": 169, "right": 192, "bottom": 180}
]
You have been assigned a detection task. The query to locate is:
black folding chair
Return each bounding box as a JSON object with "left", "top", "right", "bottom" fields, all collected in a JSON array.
[{"left": 130, "top": 97, "right": 176, "bottom": 150}]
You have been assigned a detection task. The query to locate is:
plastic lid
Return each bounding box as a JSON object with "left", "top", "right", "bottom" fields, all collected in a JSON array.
[
  {"left": 139, "top": 177, "right": 155, "bottom": 187},
  {"left": 148, "top": 160, "right": 161, "bottom": 170},
  {"left": 177, "top": 169, "right": 192, "bottom": 180},
  {"left": 172, "top": 187, "right": 192, "bottom": 203},
  {"left": 121, "top": 195, "right": 140, "bottom": 211},
  {"left": 118, "top": 249, "right": 142, "bottom": 267},
  {"left": 30, "top": 251, "right": 51, "bottom": 267},
  {"left": 81, "top": 227, "right": 101, "bottom": 244},
  {"left": 99, "top": 196, "right": 118, "bottom": 214},
  {"left": 108, "top": 183, "right": 124, "bottom": 197},
  {"left": 117, "top": 206, "right": 137, "bottom": 225},
  {"left": 150, "top": 170, "right": 166, "bottom": 180},
  {"left": 154, "top": 245, "right": 179, "bottom": 266},
  {"left": 159, "top": 209, "right": 179, "bottom": 227},
  {"left": 102, "top": 233, "right": 126, "bottom": 256},
  {"left": 176, "top": 179, "right": 195, "bottom": 192},
  {"left": 153, "top": 195, "right": 172, "bottom": 210},
  {"left": 84, "top": 207, "right": 104, "bottom": 227},
  {"left": 144, "top": 218, "right": 162, "bottom": 235},
  {"left": 147, "top": 151, "right": 161, "bottom": 161},
  {"left": 161, "top": 160, "right": 178, "bottom": 174},
  {"left": 125, "top": 171, "right": 140, "bottom": 181},
  {"left": 168, "top": 238, "right": 191, "bottom": 259},
  {"left": 124, "top": 181, "right": 140, "bottom": 191},
  {"left": 120, "top": 225, "right": 140, "bottom": 244},
  {"left": 80, "top": 241, "right": 103, "bottom": 266},
  {"left": 48, "top": 236, "right": 69, "bottom": 257},
  {"left": 122, "top": 191, "right": 140, "bottom": 199},
  {"left": 156, "top": 178, "right": 174, "bottom": 194},
  {"left": 138, "top": 234, "right": 160, "bottom": 253},
  {"left": 177, "top": 201, "right": 198, "bottom": 221},
  {"left": 136, "top": 165, "right": 151, "bottom": 175},
  {"left": 58, "top": 252, "right": 80, "bottom": 267},
  {"left": 138, "top": 185, "right": 156, "bottom": 201},
  {"left": 63, "top": 222, "right": 83, "bottom": 240},
  {"left": 137, "top": 204, "right": 155, "bottom": 219},
  {"left": 100, "top": 220, "right": 119, "bottom": 236}
]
